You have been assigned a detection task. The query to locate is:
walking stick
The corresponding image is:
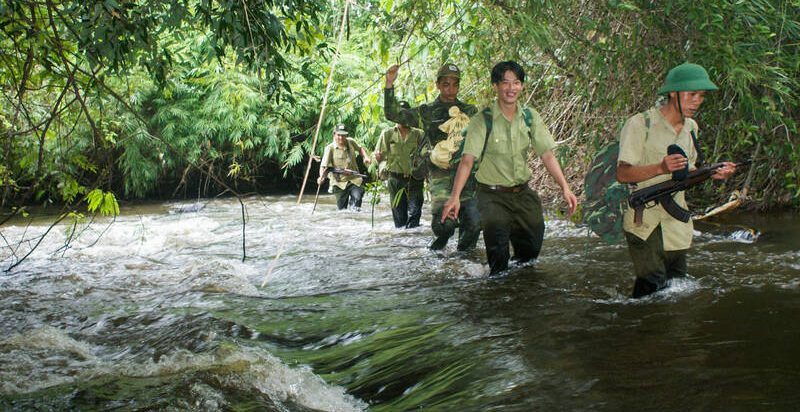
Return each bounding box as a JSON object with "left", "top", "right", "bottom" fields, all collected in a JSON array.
[{"left": 312, "top": 179, "right": 323, "bottom": 215}]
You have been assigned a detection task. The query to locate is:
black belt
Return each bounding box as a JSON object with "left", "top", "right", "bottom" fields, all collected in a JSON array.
[
  {"left": 390, "top": 172, "right": 412, "bottom": 179},
  {"left": 478, "top": 182, "right": 527, "bottom": 193}
]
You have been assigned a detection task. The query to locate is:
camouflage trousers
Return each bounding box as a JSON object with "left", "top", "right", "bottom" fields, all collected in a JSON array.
[
  {"left": 428, "top": 169, "right": 480, "bottom": 251},
  {"left": 624, "top": 225, "right": 687, "bottom": 298}
]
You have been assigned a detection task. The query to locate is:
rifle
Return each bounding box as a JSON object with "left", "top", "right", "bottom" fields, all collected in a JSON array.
[
  {"left": 327, "top": 167, "right": 368, "bottom": 179},
  {"left": 628, "top": 160, "right": 750, "bottom": 225}
]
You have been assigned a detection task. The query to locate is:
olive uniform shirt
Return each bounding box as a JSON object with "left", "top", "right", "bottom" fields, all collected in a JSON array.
[
  {"left": 463, "top": 101, "right": 556, "bottom": 187},
  {"left": 321, "top": 138, "right": 364, "bottom": 190},
  {"left": 618, "top": 106, "right": 698, "bottom": 251},
  {"left": 377, "top": 126, "right": 424, "bottom": 176}
]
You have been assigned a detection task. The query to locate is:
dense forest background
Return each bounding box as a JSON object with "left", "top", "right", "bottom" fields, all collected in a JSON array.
[{"left": 1, "top": 0, "right": 798, "bottom": 219}]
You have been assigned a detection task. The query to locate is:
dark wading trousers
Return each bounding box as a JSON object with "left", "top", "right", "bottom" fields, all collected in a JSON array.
[
  {"left": 430, "top": 198, "right": 481, "bottom": 251},
  {"left": 624, "top": 225, "right": 688, "bottom": 298},
  {"left": 332, "top": 183, "right": 364, "bottom": 210},
  {"left": 476, "top": 185, "right": 544, "bottom": 275},
  {"left": 387, "top": 174, "right": 424, "bottom": 228}
]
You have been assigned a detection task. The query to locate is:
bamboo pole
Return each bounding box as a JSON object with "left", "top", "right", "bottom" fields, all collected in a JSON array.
[{"left": 297, "top": 0, "right": 350, "bottom": 204}]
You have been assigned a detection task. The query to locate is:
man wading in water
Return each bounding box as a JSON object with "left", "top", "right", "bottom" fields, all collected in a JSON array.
[
  {"left": 443, "top": 61, "right": 577, "bottom": 275},
  {"left": 374, "top": 101, "right": 426, "bottom": 228},
  {"left": 318, "top": 124, "right": 372, "bottom": 211},
  {"left": 384, "top": 63, "right": 481, "bottom": 251},
  {"left": 616, "top": 62, "right": 736, "bottom": 298}
]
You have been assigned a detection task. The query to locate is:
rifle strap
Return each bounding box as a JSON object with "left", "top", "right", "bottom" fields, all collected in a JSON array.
[{"left": 690, "top": 129, "right": 704, "bottom": 167}]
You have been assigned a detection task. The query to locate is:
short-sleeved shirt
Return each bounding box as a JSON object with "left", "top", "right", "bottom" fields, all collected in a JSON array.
[
  {"left": 321, "top": 138, "right": 364, "bottom": 189},
  {"left": 462, "top": 101, "right": 556, "bottom": 186},
  {"left": 618, "top": 106, "right": 698, "bottom": 250},
  {"left": 376, "top": 126, "right": 423, "bottom": 175}
]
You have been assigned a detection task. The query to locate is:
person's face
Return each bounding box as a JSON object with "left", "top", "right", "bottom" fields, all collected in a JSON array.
[
  {"left": 436, "top": 76, "right": 460, "bottom": 103},
  {"left": 334, "top": 133, "right": 347, "bottom": 146},
  {"left": 492, "top": 70, "right": 524, "bottom": 106},
  {"left": 671, "top": 90, "right": 706, "bottom": 117}
]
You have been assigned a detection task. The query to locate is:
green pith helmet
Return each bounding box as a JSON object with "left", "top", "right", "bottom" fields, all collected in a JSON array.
[{"left": 657, "top": 63, "right": 718, "bottom": 95}]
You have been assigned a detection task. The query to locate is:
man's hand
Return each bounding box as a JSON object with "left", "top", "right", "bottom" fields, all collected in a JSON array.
[
  {"left": 562, "top": 188, "right": 578, "bottom": 216},
  {"left": 316, "top": 175, "right": 326, "bottom": 185},
  {"left": 363, "top": 157, "right": 372, "bottom": 166},
  {"left": 374, "top": 151, "right": 383, "bottom": 162},
  {"left": 712, "top": 161, "right": 737, "bottom": 180},
  {"left": 385, "top": 64, "right": 399, "bottom": 88},
  {"left": 440, "top": 196, "right": 460, "bottom": 223},
  {"left": 660, "top": 153, "right": 689, "bottom": 174}
]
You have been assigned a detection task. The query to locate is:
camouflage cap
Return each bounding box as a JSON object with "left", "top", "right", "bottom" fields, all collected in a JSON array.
[
  {"left": 436, "top": 63, "right": 461, "bottom": 80},
  {"left": 333, "top": 124, "right": 348, "bottom": 135}
]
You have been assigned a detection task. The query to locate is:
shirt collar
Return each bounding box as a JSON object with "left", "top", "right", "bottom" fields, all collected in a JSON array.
[{"left": 491, "top": 100, "right": 524, "bottom": 123}]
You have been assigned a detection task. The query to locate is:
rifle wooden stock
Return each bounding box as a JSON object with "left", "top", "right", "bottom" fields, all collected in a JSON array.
[{"left": 628, "top": 160, "right": 750, "bottom": 225}]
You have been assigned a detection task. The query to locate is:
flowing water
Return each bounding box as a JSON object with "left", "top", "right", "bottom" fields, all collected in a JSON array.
[{"left": 1, "top": 195, "right": 798, "bottom": 411}]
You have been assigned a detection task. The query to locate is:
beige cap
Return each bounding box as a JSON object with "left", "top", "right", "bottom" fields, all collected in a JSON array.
[{"left": 334, "top": 124, "right": 348, "bottom": 135}]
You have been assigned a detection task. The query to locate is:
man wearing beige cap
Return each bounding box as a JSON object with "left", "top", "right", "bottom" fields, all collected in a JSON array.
[
  {"left": 384, "top": 63, "right": 481, "bottom": 251},
  {"left": 318, "top": 124, "right": 372, "bottom": 211}
]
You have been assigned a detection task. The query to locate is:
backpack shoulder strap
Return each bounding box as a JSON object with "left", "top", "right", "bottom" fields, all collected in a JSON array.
[
  {"left": 522, "top": 107, "right": 533, "bottom": 128},
  {"left": 690, "top": 129, "right": 704, "bottom": 166},
  {"left": 479, "top": 107, "right": 493, "bottom": 161},
  {"left": 346, "top": 139, "right": 358, "bottom": 167}
]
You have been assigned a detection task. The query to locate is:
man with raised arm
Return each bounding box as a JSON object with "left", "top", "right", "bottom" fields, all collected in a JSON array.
[
  {"left": 442, "top": 61, "right": 578, "bottom": 275},
  {"left": 384, "top": 63, "right": 481, "bottom": 250}
]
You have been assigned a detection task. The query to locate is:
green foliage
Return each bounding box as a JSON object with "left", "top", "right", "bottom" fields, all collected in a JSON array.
[
  {"left": 365, "top": 180, "right": 386, "bottom": 227},
  {"left": 0, "top": 0, "right": 329, "bottom": 208},
  {"left": 0, "top": 0, "right": 796, "bottom": 212},
  {"left": 85, "top": 188, "right": 120, "bottom": 216}
]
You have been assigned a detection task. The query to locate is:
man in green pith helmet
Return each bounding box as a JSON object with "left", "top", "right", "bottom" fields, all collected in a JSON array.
[
  {"left": 443, "top": 61, "right": 577, "bottom": 275},
  {"left": 616, "top": 62, "right": 737, "bottom": 298},
  {"left": 318, "top": 124, "right": 372, "bottom": 211},
  {"left": 374, "top": 101, "right": 425, "bottom": 228},
  {"left": 384, "top": 63, "right": 481, "bottom": 250}
]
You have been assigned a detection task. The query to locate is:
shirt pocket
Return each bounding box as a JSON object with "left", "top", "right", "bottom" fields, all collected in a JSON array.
[
  {"left": 485, "top": 130, "right": 511, "bottom": 156},
  {"left": 643, "top": 141, "right": 672, "bottom": 165}
]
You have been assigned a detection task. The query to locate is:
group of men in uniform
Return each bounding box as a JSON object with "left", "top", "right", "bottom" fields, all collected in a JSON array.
[{"left": 318, "top": 59, "right": 737, "bottom": 299}]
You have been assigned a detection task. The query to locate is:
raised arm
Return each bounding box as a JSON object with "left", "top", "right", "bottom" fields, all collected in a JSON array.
[{"left": 384, "top": 64, "right": 421, "bottom": 127}]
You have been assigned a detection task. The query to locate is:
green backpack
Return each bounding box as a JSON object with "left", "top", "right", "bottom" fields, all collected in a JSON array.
[{"left": 583, "top": 112, "right": 650, "bottom": 244}]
